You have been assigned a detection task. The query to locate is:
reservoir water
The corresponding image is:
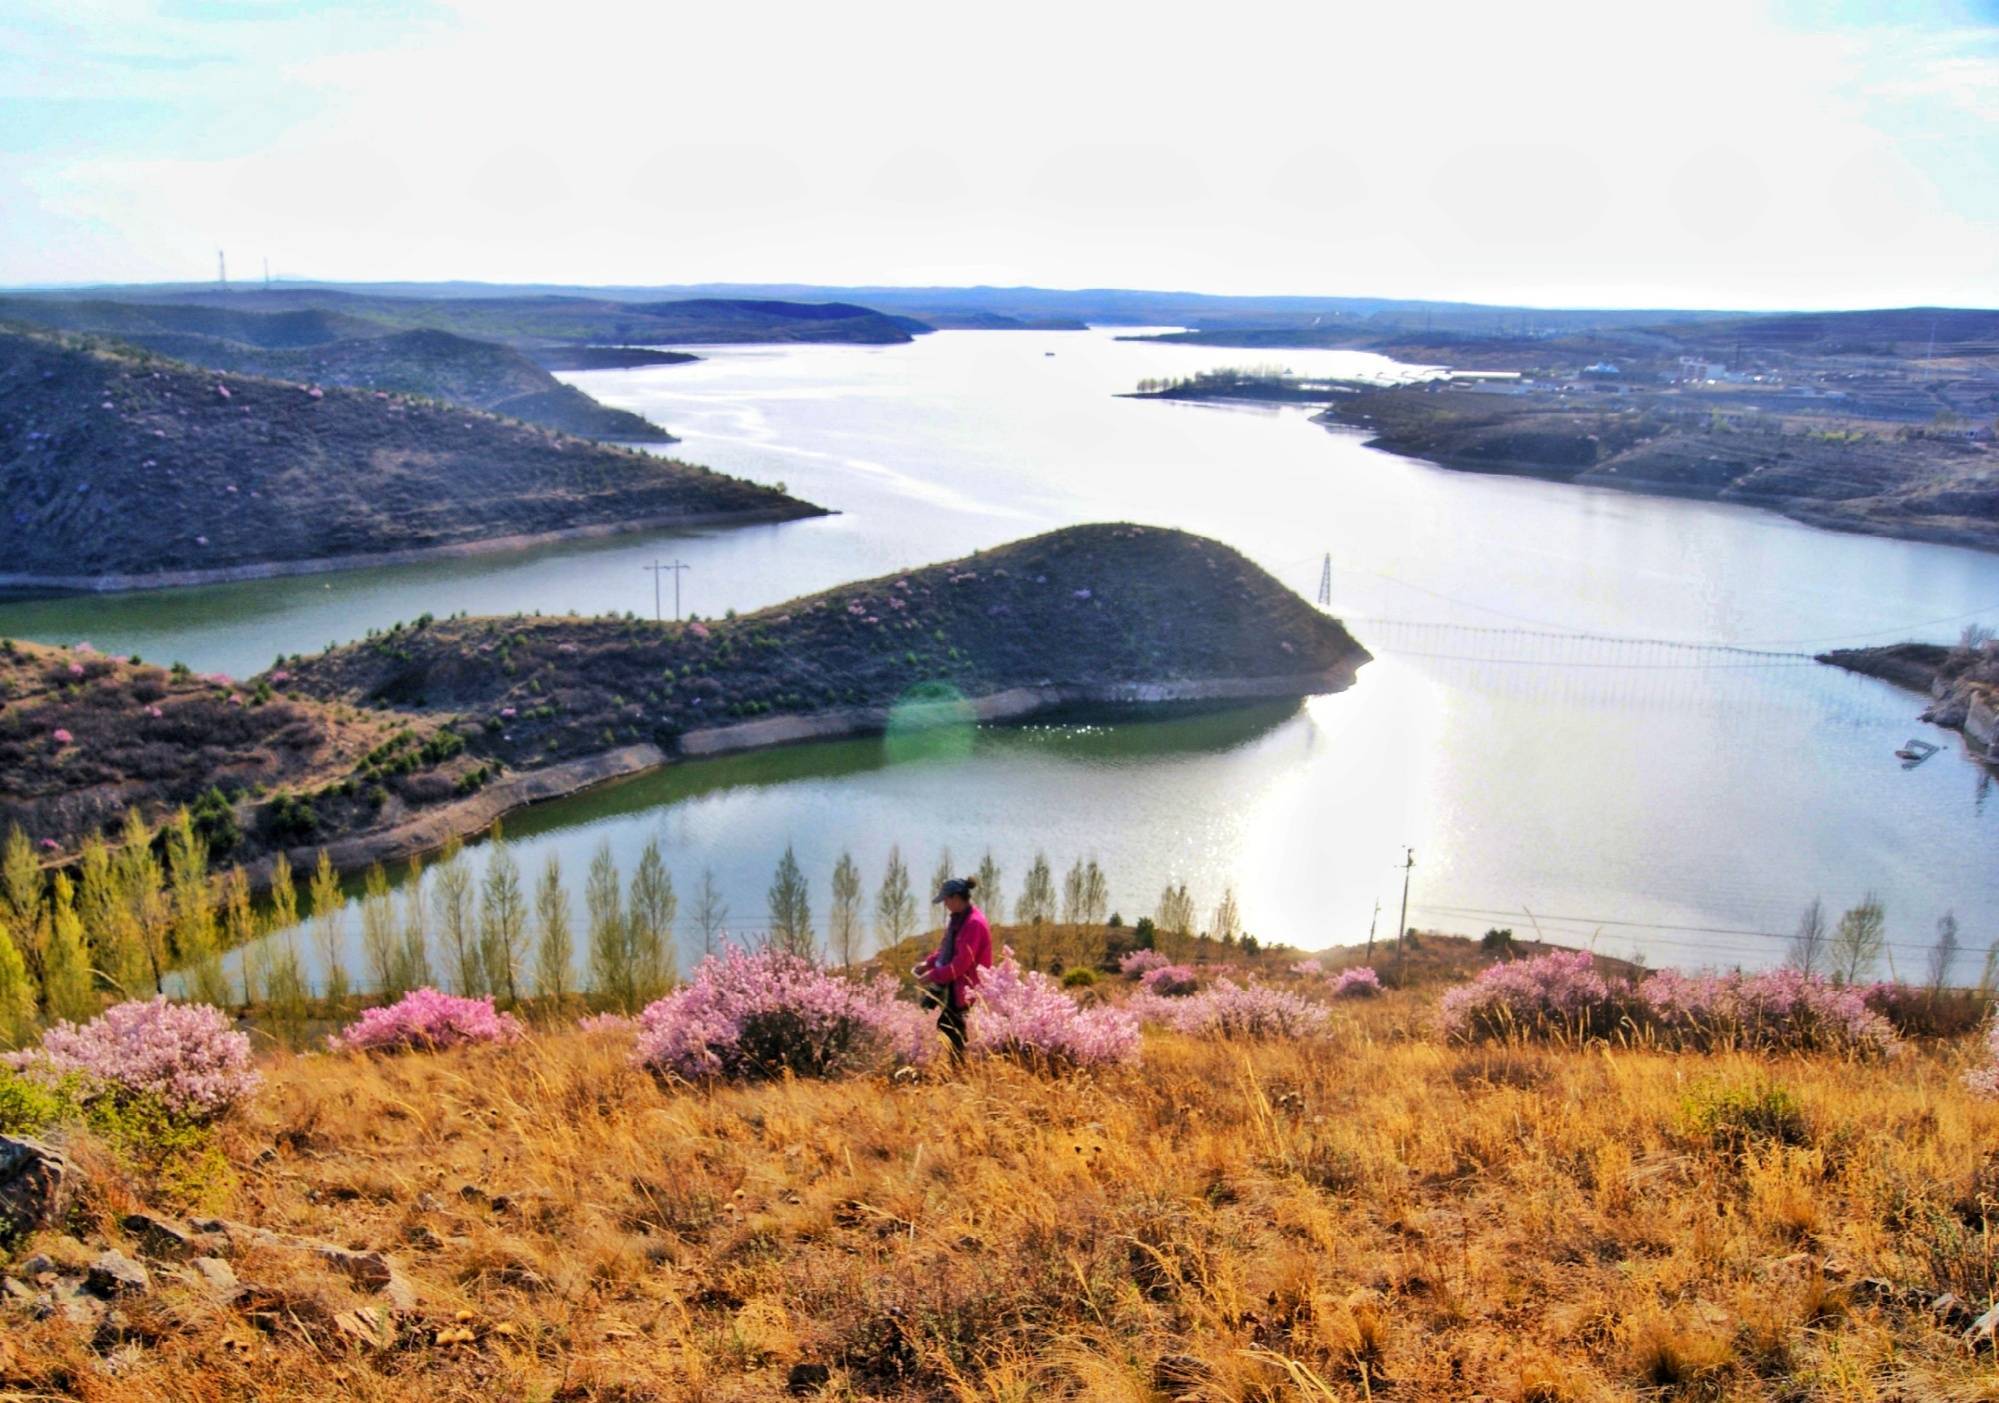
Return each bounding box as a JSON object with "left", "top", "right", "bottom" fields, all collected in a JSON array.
[{"left": 6, "top": 329, "right": 1996, "bottom": 979}]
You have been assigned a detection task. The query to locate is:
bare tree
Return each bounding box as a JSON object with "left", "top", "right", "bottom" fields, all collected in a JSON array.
[
  {"left": 875, "top": 846, "right": 915, "bottom": 951},
  {"left": 1928, "top": 911, "right": 1961, "bottom": 993},
  {"left": 767, "top": 844, "right": 814, "bottom": 959},
  {"left": 1830, "top": 893, "right": 1886, "bottom": 984},
  {"left": 692, "top": 866, "right": 728, "bottom": 958},
  {"left": 1788, "top": 897, "right": 1828, "bottom": 976},
  {"left": 1081, "top": 859, "right": 1109, "bottom": 925},
  {"left": 1018, "top": 853, "right": 1056, "bottom": 926},
  {"left": 1211, "top": 886, "right": 1242, "bottom": 946},
  {"left": 829, "top": 852, "right": 864, "bottom": 967},
  {"left": 1061, "top": 859, "right": 1086, "bottom": 923},
  {"left": 975, "top": 851, "right": 1005, "bottom": 925},
  {"left": 627, "top": 836, "right": 678, "bottom": 1000},
  {"left": 1157, "top": 882, "right": 1195, "bottom": 936},
  {"left": 532, "top": 853, "right": 573, "bottom": 1001}
]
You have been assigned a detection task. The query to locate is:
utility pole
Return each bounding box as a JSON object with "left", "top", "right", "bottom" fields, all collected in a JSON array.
[
  {"left": 1392, "top": 847, "right": 1415, "bottom": 980},
  {"left": 643, "top": 558, "right": 692, "bottom": 622},
  {"left": 1363, "top": 898, "right": 1380, "bottom": 961},
  {"left": 1316, "top": 552, "right": 1332, "bottom": 609},
  {"left": 217, "top": 250, "right": 227, "bottom": 290}
]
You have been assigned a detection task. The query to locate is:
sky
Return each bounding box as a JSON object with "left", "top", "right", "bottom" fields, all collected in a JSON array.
[{"left": 2, "top": 0, "right": 1996, "bottom": 309}]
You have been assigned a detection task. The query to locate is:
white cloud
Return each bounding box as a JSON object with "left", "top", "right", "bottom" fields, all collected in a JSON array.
[{"left": 5, "top": 0, "right": 1996, "bottom": 307}]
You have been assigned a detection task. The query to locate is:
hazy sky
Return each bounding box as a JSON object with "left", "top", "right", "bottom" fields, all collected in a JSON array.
[{"left": 4, "top": 0, "right": 1997, "bottom": 309}]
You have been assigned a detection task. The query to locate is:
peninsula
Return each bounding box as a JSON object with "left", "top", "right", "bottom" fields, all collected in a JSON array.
[
  {"left": 0, "top": 327, "right": 820, "bottom": 593},
  {"left": 0, "top": 526, "right": 1368, "bottom": 874},
  {"left": 1818, "top": 635, "right": 1999, "bottom": 762}
]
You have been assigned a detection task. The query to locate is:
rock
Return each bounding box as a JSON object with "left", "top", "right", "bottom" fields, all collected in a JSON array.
[
  {"left": 87, "top": 1250, "right": 151, "bottom": 1298},
  {"left": 1967, "top": 1302, "right": 1999, "bottom": 1351},
  {"left": 2, "top": 1277, "right": 34, "bottom": 1302},
  {"left": 786, "top": 1362, "right": 832, "bottom": 1394},
  {"left": 189, "top": 1257, "right": 239, "bottom": 1293},
  {"left": 0, "top": 1136, "right": 72, "bottom": 1242},
  {"left": 122, "top": 1211, "right": 226, "bottom": 1262},
  {"left": 315, "top": 1245, "right": 418, "bottom": 1313}
]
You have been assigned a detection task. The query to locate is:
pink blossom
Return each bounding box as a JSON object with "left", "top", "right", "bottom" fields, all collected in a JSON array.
[
  {"left": 1440, "top": 950, "right": 1625, "bottom": 1043},
  {"left": 330, "top": 988, "right": 525, "bottom": 1054},
  {"left": 38, "top": 838, "right": 59, "bottom": 852},
  {"left": 73, "top": 642, "right": 97, "bottom": 656},
  {"left": 66, "top": 662, "right": 84, "bottom": 677},
  {"left": 969, "top": 954, "right": 1140, "bottom": 1069},
  {"left": 1132, "top": 979, "right": 1329, "bottom": 1039},
  {"left": 1967, "top": 1018, "right": 1999, "bottom": 1098},
  {"left": 5, "top": 997, "right": 259, "bottom": 1118},
  {"left": 1329, "top": 966, "right": 1382, "bottom": 999},
  {"left": 499, "top": 706, "right": 517, "bottom": 719},
  {"left": 635, "top": 948, "right": 933, "bottom": 1080},
  {"left": 1118, "top": 949, "right": 1170, "bottom": 977},
  {"left": 269, "top": 670, "right": 290, "bottom": 684},
  {"left": 214, "top": 384, "right": 231, "bottom": 400},
  {"left": 1290, "top": 958, "right": 1324, "bottom": 977},
  {"left": 306, "top": 386, "right": 324, "bottom": 400},
  {"left": 577, "top": 1011, "right": 638, "bottom": 1037},
  {"left": 144, "top": 705, "right": 163, "bottom": 718},
  {"left": 50, "top": 728, "right": 73, "bottom": 744},
  {"left": 1141, "top": 963, "right": 1200, "bottom": 997},
  {"left": 687, "top": 622, "right": 710, "bottom": 640}
]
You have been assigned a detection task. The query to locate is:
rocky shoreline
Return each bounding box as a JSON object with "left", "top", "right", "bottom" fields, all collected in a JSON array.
[{"left": 1818, "top": 642, "right": 1999, "bottom": 763}]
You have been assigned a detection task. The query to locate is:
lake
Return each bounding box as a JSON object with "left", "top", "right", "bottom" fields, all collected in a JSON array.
[{"left": 7, "top": 327, "right": 1996, "bottom": 982}]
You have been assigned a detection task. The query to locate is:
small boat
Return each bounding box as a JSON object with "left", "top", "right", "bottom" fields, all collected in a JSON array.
[{"left": 1895, "top": 738, "right": 1940, "bottom": 765}]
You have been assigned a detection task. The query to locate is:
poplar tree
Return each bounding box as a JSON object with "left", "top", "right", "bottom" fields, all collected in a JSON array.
[
  {"left": 0, "top": 927, "right": 35, "bottom": 1048},
  {"left": 875, "top": 846, "right": 915, "bottom": 951},
  {"left": 1018, "top": 853, "right": 1056, "bottom": 926},
  {"left": 264, "top": 852, "right": 309, "bottom": 1042},
  {"left": 169, "top": 809, "right": 229, "bottom": 1007},
  {"left": 627, "top": 836, "right": 677, "bottom": 1001},
  {"left": 77, "top": 835, "right": 123, "bottom": 992},
  {"left": 118, "top": 809, "right": 171, "bottom": 992},
  {"left": 532, "top": 852, "right": 573, "bottom": 1002},
  {"left": 479, "top": 829, "right": 528, "bottom": 1006},
  {"left": 1211, "top": 887, "right": 1242, "bottom": 946},
  {"left": 1061, "top": 859, "right": 1086, "bottom": 924},
  {"left": 975, "top": 851, "right": 1005, "bottom": 925},
  {"left": 767, "top": 844, "right": 813, "bottom": 959},
  {"left": 1081, "top": 859, "right": 1109, "bottom": 925},
  {"left": 432, "top": 835, "right": 481, "bottom": 996},
  {"left": 930, "top": 849, "right": 955, "bottom": 906},
  {"left": 398, "top": 853, "right": 432, "bottom": 992},
  {"left": 1, "top": 824, "right": 46, "bottom": 987},
  {"left": 361, "top": 862, "right": 400, "bottom": 998},
  {"left": 692, "top": 866, "right": 728, "bottom": 959},
  {"left": 587, "top": 841, "right": 634, "bottom": 1010},
  {"left": 42, "top": 873, "right": 94, "bottom": 1023},
  {"left": 829, "top": 852, "right": 863, "bottom": 967},
  {"left": 222, "top": 865, "right": 260, "bottom": 1005},
  {"left": 310, "top": 848, "right": 349, "bottom": 1003}
]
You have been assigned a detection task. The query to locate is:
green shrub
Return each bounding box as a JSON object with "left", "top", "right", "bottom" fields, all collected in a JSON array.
[
  {"left": 1062, "top": 967, "right": 1099, "bottom": 989},
  {"left": 1680, "top": 1080, "right": 1810, "bottom": 1154}
]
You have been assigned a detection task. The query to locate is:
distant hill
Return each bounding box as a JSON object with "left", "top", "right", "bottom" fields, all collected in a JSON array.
[
  {"left": 0, "top": 297, "right": 673, "bottom": 441},
  {"left": 4, "top": 288, "right": 926, "bottom": 346},
  {"left": 0, "top": 327, "right": 822, "bottom": 592},
  {"left": 0, "top": 525, "right": 1367, "bottom": 871}
]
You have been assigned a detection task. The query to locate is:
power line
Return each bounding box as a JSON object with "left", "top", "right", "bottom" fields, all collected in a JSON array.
[{"left": 1407, "top": 899, "right": 1960, "bottom": 957}]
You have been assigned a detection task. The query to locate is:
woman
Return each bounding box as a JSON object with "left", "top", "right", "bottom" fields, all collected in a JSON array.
[{"left": 915, "top": 876, "right": 992, "bottom": 1060}]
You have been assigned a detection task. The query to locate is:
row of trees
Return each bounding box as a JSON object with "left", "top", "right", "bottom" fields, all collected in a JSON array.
[{"left": 1787, "top": 893, "right": 1992, "bottom": 990}]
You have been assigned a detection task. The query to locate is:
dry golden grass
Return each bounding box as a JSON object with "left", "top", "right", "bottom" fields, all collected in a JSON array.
[{"left": 10, "top": 989, "right": 1999, "bottom": 1402}]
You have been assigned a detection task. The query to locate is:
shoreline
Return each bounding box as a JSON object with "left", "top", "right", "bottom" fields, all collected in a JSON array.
[
  {"left": 0, "top": 502, "right": 828, "bottom": 598},
  {"left": 247, "top": 662, "right": 1364, "bottom": 882}
]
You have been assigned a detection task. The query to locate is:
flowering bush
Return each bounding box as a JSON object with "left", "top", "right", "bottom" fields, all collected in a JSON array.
[
  {"left": 635, "top": 949, "right": 933, "bottom": 1080},
  {"left": 1441, "top": 953, "right": 1902, "bottom": 1057},
  {"left": 1967, "top": 1019, "right": 1999, "bottom": 1098},
  {"left": 1641, "top": 968, "right": 1898, "bottom": 1057},
  {"left": 1329, "top": 966, "right": 1383, "bottom": 999},
  {"left": 971, "top": 956, "right": 1140, "bottom": 1069},
  {"left": 6, "top": 998, "right": 258, "bottom": 1118},
  {"left": 1141, "top": 963, "right": 1199, "bottom": 997},
  {"left": 577, "top": 1011, "right": 638, "bottom": 1037},
  {"left": 1440, "top": 951, "right": 1635, "bottom": 1043},
  {"left": 1290, "top": 959, "right": 1324, "bottom": 977},
  {"left": 1139, "top": 979, "right": 1330, "bottom": 1039},
  {"left": 1119, "top": 949, "right": 1170, "bottom": 977},
  {"left": 330, "top": 988, "right": 525, "bottom": 1054},
  {"left": 50, "top": 728, "right": 73, "bottom": 745}
]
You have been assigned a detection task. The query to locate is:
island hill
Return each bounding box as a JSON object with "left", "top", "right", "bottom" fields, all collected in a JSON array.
[
  {"left": 1818, "top": 634, "right": 1999, "bottom": 764},
  {"left": 0, "top": 326, "right": 820, "bottom": 593},
  {"left": 0, "top": 525, "right": 1367, "bottom": 875},
  {"left": 1123, "top": 308, "right": 1999, "bottom": 552}
]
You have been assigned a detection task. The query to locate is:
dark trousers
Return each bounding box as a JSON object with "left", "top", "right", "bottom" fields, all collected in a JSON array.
[{"left": 937, "top": 1000, "right": 967, "bottom": 1061}]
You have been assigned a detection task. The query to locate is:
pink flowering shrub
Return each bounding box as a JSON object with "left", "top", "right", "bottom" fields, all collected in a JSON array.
[
  {"left": 1119, "top": 949, "right": 1170, "bottom": 977},
  {"left": 330, "top": 988, "right": 525, "bottom": 1054},
  {"left": 635, "top": 949, "right": 933, "bottom": 1081},
  {"left": 50, "top": 728, "right": 73, "bottom": 745},
  {"left": 970, "top": 956, "right": 1140, "bottom": 1069},
  {"left": 1641, "top": 968, "right": 1899, "bottom": 1057},
  {"left": 1440, "top": 951, "right": 1636, "bottom": 1043},
  {"left": 1138, "top": 979, "right": 1330, "bottom": 1039},
  {"left": 577, "top": 1011, "right": 638, "bottom": 1037},
  {"left": 1329, "top": 966, "right": 1383, "bottom": 999},
  {"left": 6, "top": 998, "right": 258, "bottom": 1118},
  {"left": 1141, "top": 963, "right": 1200, "bottom": 997},
  {"left": 1290, "top": 959, "right": 1324, "bottom": 977},
  {"left": 1441, "top": 953, "right": 1902, "bottom": 1057}
]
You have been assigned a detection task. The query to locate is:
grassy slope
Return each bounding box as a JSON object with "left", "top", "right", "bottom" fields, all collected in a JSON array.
[
  {"left": 5, "top": 967, "right": 1995, "bottom": 1399},
  {"left": 0, "top": 640, "right": 422, "bottom": 853},
  {"left": 0, "top": 327, "right": 817, "bottom": 582},
  {"left": 285, "top": 525, "right": 1365, "bottom": 766},
  {"left": 2, "top": 528, "right": 1363, "bottom": 866}
]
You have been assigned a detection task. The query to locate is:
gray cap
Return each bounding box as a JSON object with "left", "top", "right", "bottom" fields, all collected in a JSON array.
[{"left": 932, "top": 877, "right": 972, "bottom": 904}]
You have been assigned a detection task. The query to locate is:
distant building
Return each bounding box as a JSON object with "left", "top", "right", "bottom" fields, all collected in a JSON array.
[{"left": 1581, "top": 361, "right": 1622, "bottom": 377}]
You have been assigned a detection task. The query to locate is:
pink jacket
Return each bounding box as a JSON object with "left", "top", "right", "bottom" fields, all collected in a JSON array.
[{"left": 918, "top": 906, "right": 993, "bottom": 1009}]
